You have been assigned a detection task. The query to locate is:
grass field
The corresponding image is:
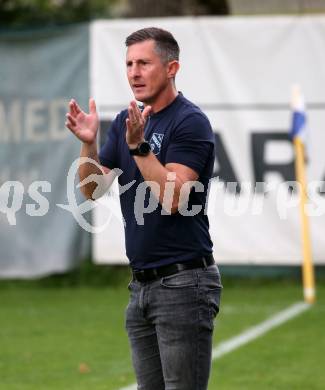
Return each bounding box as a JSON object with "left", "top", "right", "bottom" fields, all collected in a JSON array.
[{"left": 0, "top": 270, "right": 324, "bottom": 390}]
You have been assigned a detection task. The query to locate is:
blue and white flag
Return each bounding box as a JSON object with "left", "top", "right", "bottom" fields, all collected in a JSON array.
[{"left": 290, "top": 85, "right": 307, "bottom": 143}]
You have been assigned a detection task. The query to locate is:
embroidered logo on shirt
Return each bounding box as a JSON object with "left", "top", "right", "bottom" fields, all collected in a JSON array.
[{"left": 149, "top": 133, "right": 164, "bottom": 155}]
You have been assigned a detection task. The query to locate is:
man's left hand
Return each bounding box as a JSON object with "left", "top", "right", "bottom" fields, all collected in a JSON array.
[{"left": 126, "top": 101, "right": 151, "bottom": 149}]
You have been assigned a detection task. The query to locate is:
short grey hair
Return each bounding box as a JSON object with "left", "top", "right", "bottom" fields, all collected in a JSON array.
[{"left": 125, "top": 27, "right": 179, "bottom": 63}]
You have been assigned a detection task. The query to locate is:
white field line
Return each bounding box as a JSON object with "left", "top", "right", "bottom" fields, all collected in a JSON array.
[
  {"left": 212, "top": 301, "right": 310, "bottom": 359},
  {"left": 118, "top": 385, "right": 138, "bottom": 390},
  {"left": 118, "top": 301, "right": 311, "bottom": 390}
]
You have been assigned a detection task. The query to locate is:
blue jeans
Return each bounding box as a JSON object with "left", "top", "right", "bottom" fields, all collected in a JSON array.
[{"left": 125, "top": 264, "right": 222, "bottom": 390}]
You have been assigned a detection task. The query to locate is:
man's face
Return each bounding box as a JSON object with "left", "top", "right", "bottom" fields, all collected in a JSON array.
[{"left": 126, "top": 40, "right": 170, "bottom": 104}]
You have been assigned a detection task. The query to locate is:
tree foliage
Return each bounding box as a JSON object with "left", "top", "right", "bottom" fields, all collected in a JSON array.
[
  {"left": 0, "top": 0, "right": 229, "bottom": 29},
  {"left": 0, "top": 0, "right": 116, "bottom": 28},
  {"left": 126, "top": 0, "right": 229, "bottom": 17}
]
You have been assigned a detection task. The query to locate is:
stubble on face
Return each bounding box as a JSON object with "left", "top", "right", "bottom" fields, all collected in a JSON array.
[{"left": 126, "top": 40, "right": 169, "bottom": 105}]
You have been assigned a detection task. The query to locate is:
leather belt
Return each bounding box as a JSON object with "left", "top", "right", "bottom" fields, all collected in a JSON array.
[{"left": 132, "top": 254, "right": 215, "bottom": 283}]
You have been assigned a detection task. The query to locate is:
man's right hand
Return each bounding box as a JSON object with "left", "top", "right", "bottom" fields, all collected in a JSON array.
[{"left": 65, "top": 98, "right": 99, "bottom": 144}]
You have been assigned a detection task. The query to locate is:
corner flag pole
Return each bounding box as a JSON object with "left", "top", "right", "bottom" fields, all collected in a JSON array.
[{"left": 290, "top": 85, "right": 316, "bottom": 304}]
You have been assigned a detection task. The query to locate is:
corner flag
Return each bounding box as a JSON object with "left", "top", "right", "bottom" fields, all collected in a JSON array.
[{"left": 290, "top": 85, "right": 315, "bottom": 304}]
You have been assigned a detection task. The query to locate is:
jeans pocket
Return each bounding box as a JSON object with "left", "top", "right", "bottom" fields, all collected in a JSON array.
[
  {"left": 200, "top": 268, "right": 223, "bottom": 289},
  {"left": 199, "top": 271, "right": 222, "bottom": 319},
  {"left": 160, "top": 270, "right": 198, "bottom": 288},
  {"left": 207, "top": 287, "right": 222, "bottom": 318}
]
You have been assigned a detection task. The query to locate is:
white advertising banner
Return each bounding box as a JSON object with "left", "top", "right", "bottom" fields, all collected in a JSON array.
[{"left": 91, "top": 16, "right": 325, "bottom": 265}]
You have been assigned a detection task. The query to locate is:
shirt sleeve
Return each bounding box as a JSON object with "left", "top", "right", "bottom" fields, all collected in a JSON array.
[
  {"left": 98, "top": 116, "right": 119, "bottom": 169},
  {"left": 165, "top": 113, "right": 215, "bottom": 176}
]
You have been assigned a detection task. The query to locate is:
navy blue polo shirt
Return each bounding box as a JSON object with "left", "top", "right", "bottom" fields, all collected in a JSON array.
[{"left": 99, "top": 93, "right": 215, "bottom": 270}]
